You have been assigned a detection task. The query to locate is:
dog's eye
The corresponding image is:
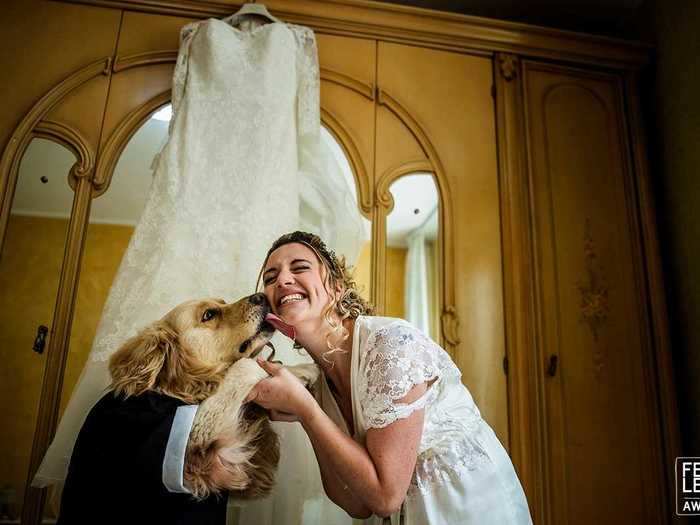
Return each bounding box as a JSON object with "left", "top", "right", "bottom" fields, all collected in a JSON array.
[{"left": 201, "top": 308, "right": 219, "bottom": 322}]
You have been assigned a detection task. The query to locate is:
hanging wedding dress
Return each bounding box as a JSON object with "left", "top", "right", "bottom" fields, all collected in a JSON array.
[{"left": 35, "top": 12, "right": 359, "bottom": 525}]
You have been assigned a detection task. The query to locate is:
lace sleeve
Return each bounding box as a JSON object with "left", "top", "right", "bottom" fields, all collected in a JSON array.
[
  {"left": 359, "top": 322, "right": 459, "bottom": 429},
  {"left": 290, "top": 25, "right": 320, "bottom": 140}
]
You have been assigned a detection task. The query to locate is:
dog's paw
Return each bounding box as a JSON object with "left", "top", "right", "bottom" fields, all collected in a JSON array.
[
  {"left": 287, "top": 363, "right": 321, "bottom": 390},
  {"left": 221, "top": 357, "right": 269, "bottom": 389}
]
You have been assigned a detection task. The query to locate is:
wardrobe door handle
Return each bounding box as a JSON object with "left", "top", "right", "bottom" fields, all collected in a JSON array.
[
  {"left": 33, "top": 325, "right": 49, "bottom": 354},
  {"left": 546, "top": 355, "right": 558, "bottom": 377}
]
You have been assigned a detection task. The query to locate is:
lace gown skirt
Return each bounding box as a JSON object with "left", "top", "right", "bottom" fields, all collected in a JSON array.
[{"left": 402, "top": 420, "right": 533, "bottom": 525}]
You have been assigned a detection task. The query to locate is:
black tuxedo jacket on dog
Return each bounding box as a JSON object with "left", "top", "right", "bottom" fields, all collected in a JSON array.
[{"left": 57, "top": 391, "right": 225, "bottom": 525}]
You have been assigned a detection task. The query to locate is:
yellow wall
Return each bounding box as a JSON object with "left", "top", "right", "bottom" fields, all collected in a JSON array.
[
  {"left": 61, "top": 222, "right": 134, "bottom": 415},
  {"left": 351, "top": 241, "right": 372, "bottom": 307},
  {"left": 0, "top": 215, "right": 68, "bottom": 515},
  {"left": 385, "top": 246, "right": 407, "bottom": 319},
  {"left": 0, "top": 214, "right": 132, "bottom": 513}
]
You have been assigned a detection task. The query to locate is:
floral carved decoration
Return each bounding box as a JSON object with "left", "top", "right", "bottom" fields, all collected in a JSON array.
[
  {"left": 576, "top": 219, "right": 610, "bottom": 370},
  {"left": 498, "top": 54, "right": 518, "bottom": 81}
]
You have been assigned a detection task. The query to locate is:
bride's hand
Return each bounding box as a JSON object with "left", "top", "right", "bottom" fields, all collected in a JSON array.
[{"left": 246, "top": 358, "right": 316, "bottom": 422}]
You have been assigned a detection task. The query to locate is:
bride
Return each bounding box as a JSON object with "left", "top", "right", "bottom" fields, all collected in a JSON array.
[{"left": 248, "top": 231, "right": 534, "bottom": 524}]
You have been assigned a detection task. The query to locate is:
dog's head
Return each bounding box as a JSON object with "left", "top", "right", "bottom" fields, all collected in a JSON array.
[{"left": 108, "top": 293, "right": 274, "bottom": 403}]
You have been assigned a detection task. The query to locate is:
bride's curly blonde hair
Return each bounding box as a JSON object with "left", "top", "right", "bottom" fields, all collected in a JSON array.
[{"left": 256, "top": 231, "right": 374, "bottom": 364}]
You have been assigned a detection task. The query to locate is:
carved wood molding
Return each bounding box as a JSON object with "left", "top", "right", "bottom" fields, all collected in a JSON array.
[
  {"left": 320, "top": 107, "right": 372, "bottom": 216},
  {"left": 375, "top": 88, "right": 459, "bottom": 354},
  {"left": 0, "top": 57, "right": 109, "bottom": 257},
  {"left": 440, "top": 306, "right": 460, "bottom": 347},
  {"left": 113, "top": 50, "right": 178, "bottom": 72},
  {"left": 372, "top": 157, "right": 430, "bottom": 314},
  {"left": 498, "top": 53, "right": 518, "bottom": 81},
  {"left": 33, "top": 119, "right": 96, "bottom": 191},
  {"left": 321, "top": 67, "right": 374, "bottom": 100},
  {"left": 93, "top": 84, "right": 373, "bottom": 211},
  {"left": 93, "top": 90, "right": 172, "bottom": 195},
  {"left": 369, "top": 203, "right": 385, "bottom": 315},
  {"left": 375, "top": 158, "right": 431, "bottom": 212},
  {"left": 493, "top": 51, "right": 544, "bottom": 523},
  {"left": 112, "top": 52, "right": 378, "bottom": 102},
  {"left": 57, "top": 0, "right": 649, "bottom": 69}
]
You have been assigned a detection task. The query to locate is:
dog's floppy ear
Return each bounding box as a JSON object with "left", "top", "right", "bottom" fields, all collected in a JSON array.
[{"left": 108, "top": 321, "right": 178, "bottom": 399}]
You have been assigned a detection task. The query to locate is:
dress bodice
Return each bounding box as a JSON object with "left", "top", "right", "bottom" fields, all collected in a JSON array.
[{"left": 319, "top": 316, "right": 533, "bottom": 524}]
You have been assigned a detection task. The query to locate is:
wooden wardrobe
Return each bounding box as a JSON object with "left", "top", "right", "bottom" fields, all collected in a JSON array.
[{"left": 0, "top": 0, "right": 680, "bottom": 523}]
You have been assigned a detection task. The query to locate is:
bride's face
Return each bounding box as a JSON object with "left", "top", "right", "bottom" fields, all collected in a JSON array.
[{"left": 262, "top": 243, "right": 334, "bottom": 328}]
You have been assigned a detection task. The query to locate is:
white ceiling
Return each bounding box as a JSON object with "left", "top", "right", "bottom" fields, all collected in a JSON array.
[
  {"left": 12, "top": 117, "right": 167, "bottom": 226},
  {"left": 386, "top": 174, "right": 438, "bottom": 247},
  {"left": 12, "top": 106, "right": 439, "bottom": 247}
]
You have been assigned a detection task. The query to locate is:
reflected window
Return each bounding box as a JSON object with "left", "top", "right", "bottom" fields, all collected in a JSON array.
[{"left": 386, "top": 173, "right": 439, "bottom": 340}]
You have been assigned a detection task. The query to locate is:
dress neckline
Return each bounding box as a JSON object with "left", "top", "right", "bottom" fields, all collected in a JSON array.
[
  {"left": 213, "top": 18, "right": 284, "bottom": 37},
  {"left": 322, "top": 316, "right": 363, "bottom": 437}
]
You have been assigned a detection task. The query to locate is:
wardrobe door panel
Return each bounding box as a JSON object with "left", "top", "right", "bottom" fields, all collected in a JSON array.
[
  {"left": 376, "top": 43, "right": 507, "bottom": 444},
  {"left": 523, "top": 62, "right": 664, "bottom": 525},
  {"left": 317, "top": 34, "right": 376, "bottom": 217},
  {"left": 317, "top": 33, "right": 375, "bottom": 88},
  {"left": 0, "top": 0, "right": 121, "bottom": 152}
]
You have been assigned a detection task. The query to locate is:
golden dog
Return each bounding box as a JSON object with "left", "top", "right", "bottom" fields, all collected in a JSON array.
[{"left": 107, "top": 293, "right": 319, "bottom": 500}]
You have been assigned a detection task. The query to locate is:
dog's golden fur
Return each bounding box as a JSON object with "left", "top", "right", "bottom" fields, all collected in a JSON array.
[{"left": 108, "top": 295, "right": 319, "bottom": 500}]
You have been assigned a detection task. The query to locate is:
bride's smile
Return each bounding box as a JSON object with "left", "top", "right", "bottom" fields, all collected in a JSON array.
[{"left": 262, "top": 244, "right": 337, "bottom": 332}]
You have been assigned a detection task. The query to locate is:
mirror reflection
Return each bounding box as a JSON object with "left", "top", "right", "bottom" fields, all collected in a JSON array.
[
  {"left": 386, "top": 173, "right": 440, "bottom": 341},
  {"left": 0, "top": 138, "right": 76, "bottom": 520},
  {"left": 21, "top": 101, "right": 371, "bottom": 522}
]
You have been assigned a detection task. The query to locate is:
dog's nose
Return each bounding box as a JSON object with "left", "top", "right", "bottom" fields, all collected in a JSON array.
[{"left": 248, "top": 293, "right": 267, "bottom": 306}]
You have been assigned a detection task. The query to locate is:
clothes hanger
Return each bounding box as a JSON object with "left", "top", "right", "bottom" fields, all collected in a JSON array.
[{"left": 222, "top": 1, "right": 282, "bottom": 26}]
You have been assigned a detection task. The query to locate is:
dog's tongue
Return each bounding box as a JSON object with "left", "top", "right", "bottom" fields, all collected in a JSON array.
[{"left": 265, "top": 313, "right": 296, "bottom": 340}]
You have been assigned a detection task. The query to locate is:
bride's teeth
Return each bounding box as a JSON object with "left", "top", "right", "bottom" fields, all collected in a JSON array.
[{"left": 280, "top": 293, "right": 305, "bottom": 305}]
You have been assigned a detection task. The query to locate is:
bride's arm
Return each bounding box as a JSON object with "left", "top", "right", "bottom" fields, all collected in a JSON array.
[
  {"left": 300, "top": 384, "right": 427, "bottom": 518},
  {"left": 304, "top": 424, "right": 373, "bottom": 519},
  {"left": 249, "top": 358, "right": 426, "bottom": 518}
]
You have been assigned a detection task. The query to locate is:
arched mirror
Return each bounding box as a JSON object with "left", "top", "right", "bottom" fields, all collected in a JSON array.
[
  {"left": 0, "top": 138, "right": 77, "bottom": 520},
  {"left": 385, "top": 173, "right": 440, "bottom": 341},
  {"left": 34, "top": 108, "right": 171, "bottom": 520},
  {"left": 36, "top": 104, "right": 371, "bottom": 518}
]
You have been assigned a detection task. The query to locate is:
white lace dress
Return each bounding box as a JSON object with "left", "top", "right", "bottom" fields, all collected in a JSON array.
[
  {"left": 35, "top": 15, "right": 318, "bottom": 486},
  {"left": 318, "top": 316, "right": 533, "bottom": 525}
]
